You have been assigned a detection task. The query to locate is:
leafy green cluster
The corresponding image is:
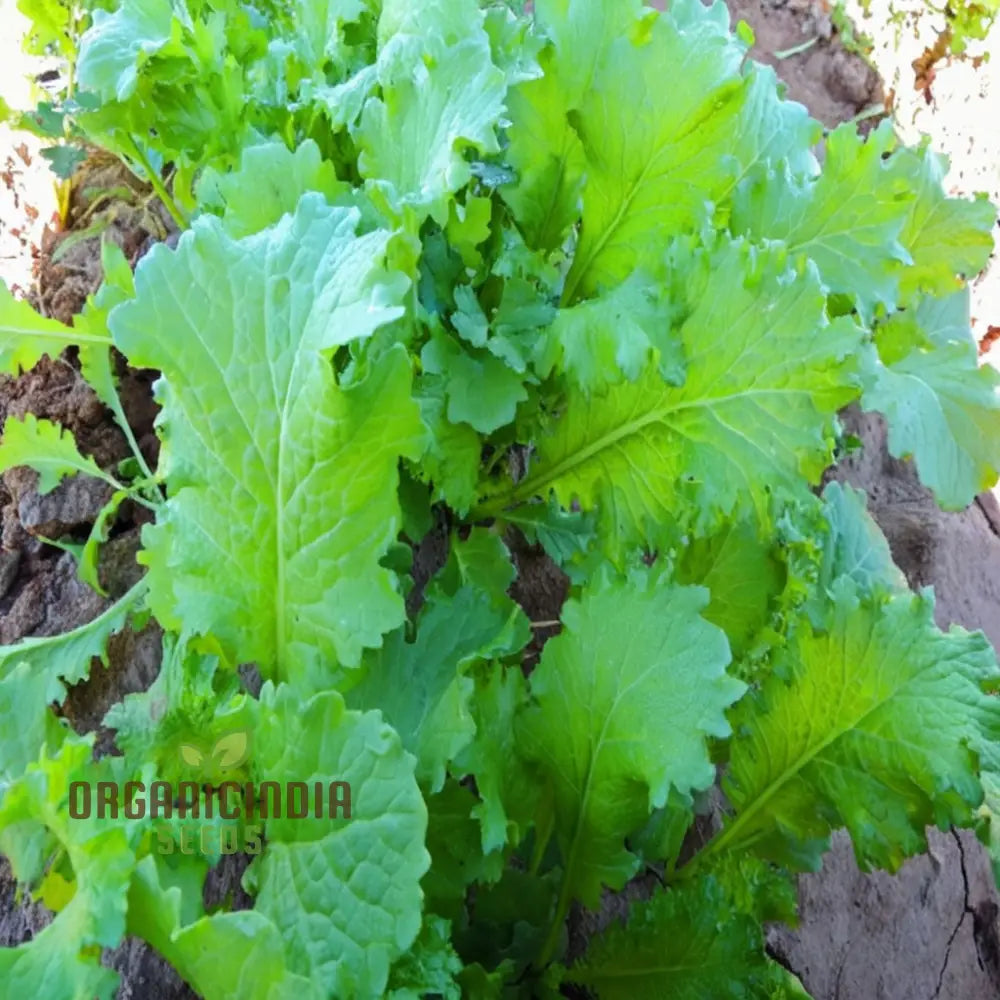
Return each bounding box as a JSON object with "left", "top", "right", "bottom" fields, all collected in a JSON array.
[{"left": 1, "top": 0, "right": 1000, "bottom": 997}]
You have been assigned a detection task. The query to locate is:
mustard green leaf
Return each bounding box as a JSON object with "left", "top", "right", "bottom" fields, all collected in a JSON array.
[
  {"left": 561, "top": 0, "right": 749, "bottom": 301},
  {"left": 356, "top": 20, "right": 506, "bottom": 224},
  {"left": 518, "top": 570, "right": 744, "bottom": 907},
  {"left": 0, "top": 414, "right": 118, "bottom": 494},
  {"left": 421, "top": 329, "right": 529, "bottom": 434},
  {"left": 126, "top": 854, "right": 322, "bottom": 1000},
  {"left": 896, "top": 144, "right": 997, "bottom": 301},
  {"left": 110, "top": 195, "right": 423, "bottom": 686},
  {"left": 567, "top": 868, "right": 803, "bottom": 1000},
  {"left": 720, "top": 583, "right": 1000, "bottom": 872},
  {"left": 247, "top": 684, "right": 429, "bottom": 998},
  {"left": 1, "top": 281, "right": 111, "bottom": 375},
  {"left": 863, "top": 289, "right": 1000, "bottom": 508},
  {"left": 732, "top": 121, "right": 914, "bottom": 319},
  {"left": 0, "top": 736, "right": 139, "bottom": 999},
  {"left": 347, "top": 536, "right": 530, "bottom": 792},
  {"left": 198, "top": 139, "right": 349, "bottom": 238},
  {"left": 487, "top": 240, "right": 864, "bottom": 547}
]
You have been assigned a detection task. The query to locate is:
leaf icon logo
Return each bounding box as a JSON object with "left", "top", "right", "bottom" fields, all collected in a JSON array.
[
  {"left": 179, "top": 744, "right": 206, "bottom": 768},
  {"left": 178, "top": 730, "right": 250, "bottom": 775},
  {"left": 211, "top": 731, "right": 250, "bottom": 770}
]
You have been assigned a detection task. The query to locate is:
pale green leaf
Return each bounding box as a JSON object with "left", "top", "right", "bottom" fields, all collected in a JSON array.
[
  {"left": 0, "top": 414, "right": 116, "bottom": 494},
  {"left": 247, "top": 684, "right": 429, "bottom": 998},
  {"left": 720, "top": 583, "right": 1000, "bottom": 871},
  {"left": 77, "top": 0, "right": 177, "bottom": 102},
  {"left": 897, "top": 144, "right": 997, "bottom": 301},
  {"left": 198, "top": 139, "right": 349, "bottom": 238},
  {"left": 486, "top": 240, "right": 864, "bottom": 546},
  {"left": 0, "top": 736, "right": 138, "bottom": 1000},
  {"left": 732, "top": 121, "right": 913, "bottom": 319},
  {"left": 862, "top": 289, "right": 1000, "bottom": 508},
  {"left": 517, "top": 569, "right": 744, "bottom": 906},
  {"left": 356, "top": 23, "right": 506, "bottom": 223},
  {"left": 561, "top": 0, "right": 749, "bottom": 301},
  {"left": 813, "top": 481, "right": 906, "bottom": 604},
  {"left": 110, "top": 195, "right": 422, "bottom": 687},
  {"left": 1, "top": 282, "right": 111, "bottom": 374}
]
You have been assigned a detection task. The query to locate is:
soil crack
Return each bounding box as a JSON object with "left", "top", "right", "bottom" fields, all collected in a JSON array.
[{"left": 929, "top": 829, "right": 977, "bottom": 1000}]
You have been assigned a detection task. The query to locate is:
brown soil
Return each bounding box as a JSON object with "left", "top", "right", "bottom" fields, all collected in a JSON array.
[{"left": 2, "top": 5, "right": 999, "bottom": 999}]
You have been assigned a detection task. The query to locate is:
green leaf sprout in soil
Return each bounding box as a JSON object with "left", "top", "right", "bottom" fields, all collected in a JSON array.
[{"left": 1, "top": 0, "right": 999, "bottom": 997}]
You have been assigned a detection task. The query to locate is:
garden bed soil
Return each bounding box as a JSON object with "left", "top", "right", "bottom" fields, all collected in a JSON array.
[{"left": 2, "top": 3, "right": 1000, "bottom": 997}]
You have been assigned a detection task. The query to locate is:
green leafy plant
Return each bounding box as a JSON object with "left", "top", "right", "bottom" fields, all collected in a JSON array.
[{"left": 1, "top": 0, "right": 1000, "bottom": 996}]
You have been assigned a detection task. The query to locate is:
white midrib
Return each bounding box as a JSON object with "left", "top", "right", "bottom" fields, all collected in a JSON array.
[{"left": 274, "top": 353, "right": 306, "bottom": 676}]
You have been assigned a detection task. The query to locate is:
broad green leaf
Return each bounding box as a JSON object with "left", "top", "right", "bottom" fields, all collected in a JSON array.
[
  {"left": 1, "top": 282, "right": 111, "bottom": 374},
  {"left": 720, "top": 582, "right": 1000, "bottom": 871},
  {"left": 198, "top": 139, "right": 349, "bottom": 238},
  {"left": 305, "top": 64, "right": 380, "bottom": 130},
  {"left": 247, "top": 684, "right": 429, "bottom": 998},
  {"left": 0, "top": 414, "right": 117, "bottom": 494},
  {"left": 127, "top": 855, "right": 321, "bottom": 1000},
  {"left": 347, "top": 534, "right": 530, "bottom": 791},
  {"left": 897, "top": 144, "right": 996, "bottom": 301},
  {"left": 536, "top": 271, "right": 680, "bottom": 392},
  {"left": 77, "top": 0, "right": 177, "bottom": 102},
  {"left": 287, "top": 0, "right": 366, "bottom": 68},
  {"left": 720, "top": 63, "right": 820, "bottom": 196},
  {"left": 567, "top": 865, "right": 806, "bottom": 999},
  {"left": 0, "top": 579, "right": 146, "bottom": 703},
  {"left": 110, "top": 195, "right": 422, "bottom": 686},
  {"left": 413, "top": 377, "right": 482, "bottom": 515},
  {"left": 517, "top": 570, "right": 744, "bottom": 906},
  {"left": 862, "top": 289, "right": 1000, "bottom": 508},
  {"left": 532, "top": 0, "right": 641, "bottom": 109},
  {"left": 561, "top": 0, "right": 749, "bottom": 301},
  {"left": 486, "top": 240, "right": 864, "bottom": 546},
  {"left": 0, "top": 736, "right": 137, "bottom": 1000},
  {"left": 421, "top": 330, "right": 529, "bottom": 434},
  {"left": 812, "top": 481, "right": 906, "bottom": 604},
  {"left": 677, "top": 518, "right": 786, "bottom": 659},
  {"left": 499, "top": 56, "right": 585, "bottom": 252},
  {"left": 732, "top": 121, "right": 913, "bottom": 319},
  {"left": 356, "top": 24, "right": 506, "bottom": 223},
  {"left": 376, "top": 0, "right": 483, "bottom": 46}
]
